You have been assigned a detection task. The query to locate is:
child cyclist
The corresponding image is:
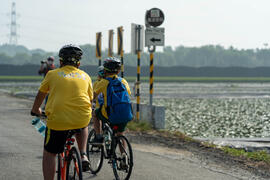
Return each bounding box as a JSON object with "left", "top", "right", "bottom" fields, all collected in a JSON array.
[
  {"left": 91, "top": 66, "right": 105, "bottom": 126},
  {"left": 92, "top": 57, "right": 133, "bottom": 144},
  {"left": 92, "top": 66, "right": 105, "bottom": 111}
]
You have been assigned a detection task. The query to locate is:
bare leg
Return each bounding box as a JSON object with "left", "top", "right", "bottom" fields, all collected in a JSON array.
[
  {"left": 75, "top": 127, "right": 88, "bottom": 161},
  {"left": 116, "top": 132, "right": 126, "bottom": 154},
  {"left": 43, "top": 149, "right": 56, "bottom": 180},
  {"left": 93, "top": 111, "right": 101, "bottom": 135}
]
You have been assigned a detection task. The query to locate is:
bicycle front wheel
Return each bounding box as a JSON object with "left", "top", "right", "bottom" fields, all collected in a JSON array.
[
  {"left": 87, "top": 129, "right": 104, "bottom": 174},
  {"left": 112, "top": 135, "right": 133, "bottom": 180},
  {"left": 66, "top": 147, "right": 83, "bottom": 180}
]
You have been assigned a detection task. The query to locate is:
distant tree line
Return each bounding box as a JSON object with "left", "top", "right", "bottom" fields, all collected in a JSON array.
[{"left": 1, "top": 44, "right": 270, "bottom": 67}]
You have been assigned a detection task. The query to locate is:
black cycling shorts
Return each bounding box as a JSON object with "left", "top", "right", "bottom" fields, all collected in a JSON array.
[{"left": 44, "top": 127, "right": 84, "bottom": 154}]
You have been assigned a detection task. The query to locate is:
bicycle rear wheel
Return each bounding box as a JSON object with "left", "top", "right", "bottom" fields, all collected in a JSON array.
[
  {"left": 112, "top": 135, "right": 133, "bottom": 180},
  {"left": 87, "top": 129, "right": 104, "bottom": 174},
  {"left": 66, "top": 147, "right": 83, "bottom": 180}
]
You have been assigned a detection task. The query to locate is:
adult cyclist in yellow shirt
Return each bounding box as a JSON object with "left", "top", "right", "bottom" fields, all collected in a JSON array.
[{"left": 31, "top": 44, "right": 93, "bottom": 180}]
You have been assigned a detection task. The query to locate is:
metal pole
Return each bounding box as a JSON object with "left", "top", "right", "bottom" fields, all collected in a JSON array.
[
  {"left": 149, "top": 52, "right": 154, "bottom": 107},
  {"left": 136, "top": 51, "right": 141, "bottom": 121},
  {"left": 98, "top": 58, "right": 101, "bottom": 66},
  {"left": 121, "top": 53, "right": 124, "bottom": 78},
  {"left": 148, "top": 46, "right": 156, "bottom": 123}
]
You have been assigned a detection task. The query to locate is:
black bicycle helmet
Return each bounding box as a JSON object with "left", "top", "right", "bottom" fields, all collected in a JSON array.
[
  {"left": 58, "top": 44, "right": 83, "bottom": 63},
  {"left": 103, "top": 57, "right": 121, "bottom": 73}
]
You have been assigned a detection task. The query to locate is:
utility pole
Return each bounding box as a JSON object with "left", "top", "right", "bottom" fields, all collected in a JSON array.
[{"left": 9, "top": 2, "right": 18, "bottom": 45}]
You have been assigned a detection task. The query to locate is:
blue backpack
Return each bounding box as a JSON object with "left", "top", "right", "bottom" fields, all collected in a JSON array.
[{"left": 106, "top": 77, "right": 133, "bottom": 124}]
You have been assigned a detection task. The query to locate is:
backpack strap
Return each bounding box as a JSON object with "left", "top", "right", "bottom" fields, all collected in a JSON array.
[{"left": 105, "top": 77, "right": 113, "bottom": 82}]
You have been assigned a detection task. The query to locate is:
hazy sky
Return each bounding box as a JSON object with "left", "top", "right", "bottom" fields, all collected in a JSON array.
[{"left": 1, "top": 0, "right": 270, "bottom": 52}]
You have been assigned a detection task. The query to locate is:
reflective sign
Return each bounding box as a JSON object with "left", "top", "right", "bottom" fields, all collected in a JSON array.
[
  {"left": 96, "top": 32, "right": 102, "bottom": 58},
  {"left": 145, "top": 27, "right": 165, "bottom": 46},
  {"left": 131, "top": 23, "right": 144, "bottom": 54},
  {"left": 108, "top": 29, "right": 114, "bottom": 57},
  {"left": 145, "top": 8, "right": 165, "bottom": 27}
]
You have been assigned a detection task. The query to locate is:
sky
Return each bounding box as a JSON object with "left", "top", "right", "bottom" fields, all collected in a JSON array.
[{"left": 1, "top": 0, "right": 270, "bottom": 52}]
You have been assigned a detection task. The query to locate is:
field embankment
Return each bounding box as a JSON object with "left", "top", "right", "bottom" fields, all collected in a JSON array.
[{"left": 2, "top": 64, "right": 270, "bottom": 77}]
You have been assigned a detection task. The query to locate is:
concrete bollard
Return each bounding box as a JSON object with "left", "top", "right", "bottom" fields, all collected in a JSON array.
[{"left": 131, "top": 103, "right": 165, "bottom": 129}]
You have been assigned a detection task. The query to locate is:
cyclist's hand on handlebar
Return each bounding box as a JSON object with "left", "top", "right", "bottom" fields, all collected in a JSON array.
[{"left": 31, "top": 108, "right": 46, "bottom": 117}]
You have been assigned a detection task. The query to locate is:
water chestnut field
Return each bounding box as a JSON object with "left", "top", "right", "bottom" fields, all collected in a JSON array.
[{"left": 1, "top": 79, "right": 270, "bottom": 138}]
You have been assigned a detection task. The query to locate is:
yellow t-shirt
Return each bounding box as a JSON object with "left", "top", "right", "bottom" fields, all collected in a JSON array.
[
  {"left": 93, "top": 79, "right": 102, "bottom": 108},
  {"left": 39, "top": 65, "right": 93, "bottom": 130},
  {"left": 94, "top": 75, "right": 131, "bottom": 119}
]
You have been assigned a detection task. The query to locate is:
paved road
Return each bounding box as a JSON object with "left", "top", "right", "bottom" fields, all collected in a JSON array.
[{"left": 0, "top": 92, "right": 263, "bottom": 180}]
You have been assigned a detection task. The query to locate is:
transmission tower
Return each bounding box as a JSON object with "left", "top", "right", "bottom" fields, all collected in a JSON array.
[{"left": 9, "top": 2, "right": 18, "bottom": 45}]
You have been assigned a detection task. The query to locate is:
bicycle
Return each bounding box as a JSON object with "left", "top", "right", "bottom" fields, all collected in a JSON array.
[
  {"left": 86, "top": 119, "right": 133, "bottom": 180},
  {"left": 31, "top": 112, "right": 83, "bottom": 180}
]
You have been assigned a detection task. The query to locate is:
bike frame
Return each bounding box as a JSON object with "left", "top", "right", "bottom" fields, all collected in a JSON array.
[
  {"left": 31, "top": 114, "right": 81, "bottom": 180},
  {"left": 58, "top": 137, "right": 80, "bottom": 180}
]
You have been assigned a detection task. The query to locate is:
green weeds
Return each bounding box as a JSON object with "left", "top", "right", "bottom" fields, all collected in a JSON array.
[
  {"left": 127, "top": 121, "right": 153, "bottom": 132},
  {"left": 222, "top": 147, "right": 270, "bottom": 164}
]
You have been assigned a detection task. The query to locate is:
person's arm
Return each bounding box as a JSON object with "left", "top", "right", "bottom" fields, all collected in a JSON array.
[
  {"left": 93, "top": 80, "right": 103, "bottom": 100},
  {"left": 38, "top": 62, "right": 48, "bottom": 74},
  {"left": 31, "top": 91, "right": 47, "bottom": 115},
  {"left": 122, "top": 79, "right": 131, "bottom": 95},
  {"left": 93, "top": 92, "right": 98, "bottom": 100}
]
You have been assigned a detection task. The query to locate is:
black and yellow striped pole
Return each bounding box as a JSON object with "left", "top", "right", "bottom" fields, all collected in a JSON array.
[
  {"left": 117, "top": 26, "right": 124, "bottom": 78},
  {"left": 149, "top": 52, "right": 154, "bottom": 106},
  {"left": 148, "top": 46, "right": 156, "bottom": 121},
  {"left": 96, "top": 32, "right": 102, "bottom": 66},
  {"left": 136, "top": 51, "right": 141, "bottom": 121},
  {"left": 108, "top": 29, "right": 114, "bottom": 57},
  {"left": 136, "top": 25, "right": 143, "bottom": 121}
]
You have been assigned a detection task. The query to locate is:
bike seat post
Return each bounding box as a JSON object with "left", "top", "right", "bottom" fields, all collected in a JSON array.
[{"left": 65, "top": 130, "right": 76, "bottom": 150}]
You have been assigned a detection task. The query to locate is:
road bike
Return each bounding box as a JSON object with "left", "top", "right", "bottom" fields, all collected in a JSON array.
[
  {"left": 31, "top": 112, "right": 83, "bottom": 180},
  {"left": 86, "top": 119, "right": 133, "bottom": 180}
]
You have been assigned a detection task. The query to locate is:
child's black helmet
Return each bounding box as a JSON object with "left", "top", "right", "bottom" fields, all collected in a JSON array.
[
  {"left": 59, "top": 44, "right": 83, "bottom": 63},
  {"left": 103, "top": 57, "right": 121, "bottom": 73}
]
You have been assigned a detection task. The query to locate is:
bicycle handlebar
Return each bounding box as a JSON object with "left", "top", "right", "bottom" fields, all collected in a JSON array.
[{"left": 30, "top": 111, "right": 47, "bottom": 118}]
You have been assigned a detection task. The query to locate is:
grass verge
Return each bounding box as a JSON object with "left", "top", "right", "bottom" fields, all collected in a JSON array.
[
  {"left": 221, "top": 147, "right": 270, "bottom": 164},
  {"left": 0, "top": 76, "right": 43, "bottom": 81},
  {"left": 127, "top": 120, "right": 153, "bottom": 132}
]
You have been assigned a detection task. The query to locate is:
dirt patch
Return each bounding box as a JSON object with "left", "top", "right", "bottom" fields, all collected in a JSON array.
[{"left": 126, "top": 130, "right": 270, "bottom": 179}]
